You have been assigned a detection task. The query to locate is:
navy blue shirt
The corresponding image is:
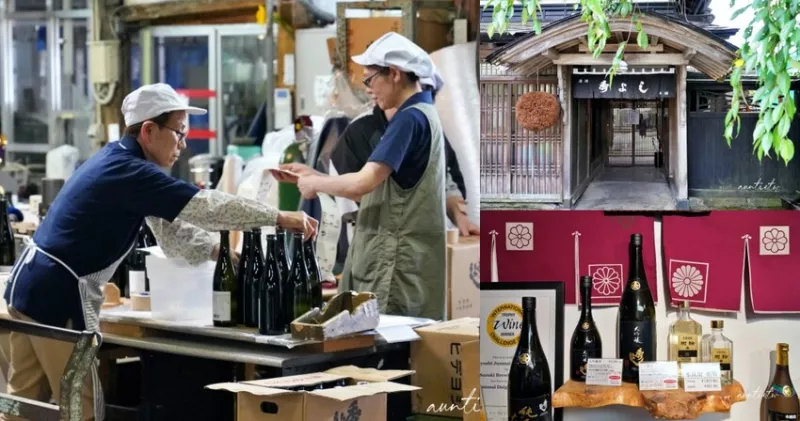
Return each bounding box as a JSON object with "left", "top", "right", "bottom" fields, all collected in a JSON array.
[
  {"left": 4, "top": 136, "right": 199, "bottom": 330},
  {"left": 368, "top": 91, "right": 433, "bottom": 189}
]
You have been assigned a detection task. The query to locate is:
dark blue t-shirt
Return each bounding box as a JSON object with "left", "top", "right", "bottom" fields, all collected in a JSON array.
[
  {"left": 368, "top": 91, "right": 433, "bottom": 189},
  {"left": 4, "top": 136, "right": 199, "bottom": 330}
]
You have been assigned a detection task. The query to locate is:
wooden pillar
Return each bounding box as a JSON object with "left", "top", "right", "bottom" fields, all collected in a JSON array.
[
  {"left": 558, "top": 65, "right": 572, "bottom": 206},
  {"left": 676, "top": 65, "right": 688, "bottom": 203}
]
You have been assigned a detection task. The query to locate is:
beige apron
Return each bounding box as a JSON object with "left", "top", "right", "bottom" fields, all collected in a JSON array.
[{"left": 340, "top": 102, "right": 447, "bottom": 320}]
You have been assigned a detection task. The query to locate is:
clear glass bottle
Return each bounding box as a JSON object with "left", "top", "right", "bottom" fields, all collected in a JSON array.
[
  {"left": 668, "top": 301, "right": 702, "bottom": 380},
  {"left": 701, "top": 320, "right": 733, "bottom": 385}
]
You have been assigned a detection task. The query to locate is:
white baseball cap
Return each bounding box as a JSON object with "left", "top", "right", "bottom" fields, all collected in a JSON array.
[
  {"left": 352, "top": 32, "right": 437, "bottom": 84},
  {"left": 121, "top": 83, "right": 207, "bottom": 126}
]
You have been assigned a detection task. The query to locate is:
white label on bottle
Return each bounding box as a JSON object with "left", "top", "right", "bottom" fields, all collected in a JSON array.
[
  {"left": 638, "top": 361, "right": 679, "bottom": 391},
  {"left": 682, "top": 363, "right": 722, "bottom": 392},
  {"left": 213, "top": 291, "right": 231, "bottom": 322},
  {"left": 586, "top": 358, "right": 623, "bottom": 386},
  {"left": 129, "top": 270, "right": 146, "bottom": 295}
]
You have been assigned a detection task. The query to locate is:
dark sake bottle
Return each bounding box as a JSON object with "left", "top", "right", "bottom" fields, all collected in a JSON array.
[
  {"left": 246, "top": 229, "right": 265, "bottom": 328},
  {"left": 304, "top": 239, "right": 323, "bottom": 309},
  {"left": 213, "top": 231, "right": 238, "bottom": 327},
  {"left": 275, "top": 228, "right": 292, "bottom": 331},
  {"left": 570, "top": 275, "right": 603, "bottom": 381},
  {"left": 508, "top": 296, "right": 552, "bottom": 421},
  {"left": 238, "top": 231, "right": 253, "bottom": 325},
  {"left": 763, "top": 343, "right": 800, "bottom": 421},
  {"left": 289, "top": 233, "right": 311, "bottom": 321},
  {"left": 617, "top": 233, "right": 656, "bottom": 383},
  {"left": 0, "top": 198, "right": 15, "bottom": 269},
  {"left": 259, "top": 234, "right": 284, "bottom": 335}
]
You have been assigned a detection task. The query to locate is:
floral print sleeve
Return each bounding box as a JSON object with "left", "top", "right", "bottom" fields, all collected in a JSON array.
[
  {"left": 175, "top": 189, "right": 279, "bottom": 231},
  {"left": 145, "top": 216, "right": 216, "bottom": 266}
]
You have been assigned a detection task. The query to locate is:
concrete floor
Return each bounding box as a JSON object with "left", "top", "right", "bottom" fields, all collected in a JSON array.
[{"left": 573, "top": 166, "right": 676, "bottom": 210}]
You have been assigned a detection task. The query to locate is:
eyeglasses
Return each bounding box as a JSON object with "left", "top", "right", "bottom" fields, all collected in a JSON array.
[
  {"left": 362, "top": 69, "right": 388, "bottom": 88},
  {"left": 158, "top": 124, "right": 187, "bottom": 144}
]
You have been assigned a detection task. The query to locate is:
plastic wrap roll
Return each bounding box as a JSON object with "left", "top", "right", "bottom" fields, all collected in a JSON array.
[{"left": 430, "top": 42, "right": 480, "bottom": 224}]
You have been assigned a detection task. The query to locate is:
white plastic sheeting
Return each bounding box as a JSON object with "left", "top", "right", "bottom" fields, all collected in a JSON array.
[{"left": 430, "top": 42, "right": 480, "bottom": 224}]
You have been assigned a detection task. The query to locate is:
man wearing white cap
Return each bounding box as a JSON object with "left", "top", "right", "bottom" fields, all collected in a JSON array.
[
  {"left": 2, "top": 83, "right": 318, "bottom": 421},
  {"left": 274, "top": 32, "right": 448, "bottom": 320}
]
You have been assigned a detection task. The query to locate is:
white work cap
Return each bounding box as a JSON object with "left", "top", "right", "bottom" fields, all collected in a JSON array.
[
  {"left": 121, "top": 83, "right": 207, "bottom": 127},
  {"left": 352, "top": 32, "right": 438, "bottom": 85}
]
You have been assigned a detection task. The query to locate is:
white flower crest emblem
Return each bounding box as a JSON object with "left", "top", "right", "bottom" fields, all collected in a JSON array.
[
  {"left": 591, "top": 266, "right": 621, "bottom": 296},
  {"left": 762, "top": 228, "right": 788, "bottom": 253},
  {"left": 507, "top": 224, "right": 532, "bottom": 249},
  {"left": 672, "top": 265, "right": 704, "bottom": 298}
]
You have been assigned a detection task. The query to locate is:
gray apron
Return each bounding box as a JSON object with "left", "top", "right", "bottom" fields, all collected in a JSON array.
[
  {"left": 339, "top": 102, "right": 447, "bottom": 320},
  {"left": 9, "top": 241, "right": 133, "bottom": 421}
]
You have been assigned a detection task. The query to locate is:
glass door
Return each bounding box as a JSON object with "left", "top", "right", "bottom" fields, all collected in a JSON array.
[
  {"left": 151, "top": 26, "right": 216, "bottom": 156},
  {"left": 216, "top": 24, "right": 267, "bottom": 155}
]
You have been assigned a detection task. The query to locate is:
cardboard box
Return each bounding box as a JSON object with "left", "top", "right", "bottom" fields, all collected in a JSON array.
[
  {"left": 447, "top": 236, "right": 480, "bottom": 320},
  {"left": 291, "top": 291, "right": 379, "bottom": 341},
  {"left": 411, "top": 317, "right": 480, "bottom": 418},
  {"left": 462, "top": 340, "right": 482, "bottom": 421},
  {"left": 206, "top": 366, "right": 419, "bottom": 421}
]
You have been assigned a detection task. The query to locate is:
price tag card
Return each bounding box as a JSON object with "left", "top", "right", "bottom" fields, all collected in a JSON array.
[
  {"left": 586, "top": 359, "right": 623, "bottom": 386},
  {"left": 638, "top": 361, "right": 679, "bottom": 391},
  {"left": 682, "top": 363, "right": 722, "bottom": 392}
]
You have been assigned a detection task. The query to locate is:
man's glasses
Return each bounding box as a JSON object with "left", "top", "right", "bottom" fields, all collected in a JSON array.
[
  {"left": 362, "top": 68, "right": 389, "bottom": 88},
  {"left": 158, "top": 124, "right": 187, "bottom": 144}
]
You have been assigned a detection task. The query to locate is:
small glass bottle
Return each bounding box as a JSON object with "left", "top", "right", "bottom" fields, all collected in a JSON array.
[
  {"left": 701, "top": 320, "right": 733, "bottom": 385},
  {"left": 668, "top": 301, "right": 702, "bottom": 381}
]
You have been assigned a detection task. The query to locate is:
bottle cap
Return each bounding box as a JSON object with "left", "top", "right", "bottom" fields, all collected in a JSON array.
[
  {"left": 631, "top": 233, "right": 643, "bottom": 246},
  {"left": 252, "top": 227, "right": 261, "bottom": 234},
  {"left": 580, "top": 276, "right": 592, "bottom": 288},
  {"left": 778, "top": 343, "right": 790, "bottom": 352},
  {"left": 522, "top": 296, "right": 536, "bottom": 309},
  {"left": 711, "top": 320, "right": 724, "bottom": 329},
  {"left": 680, "top": 301, "right": 690, "bottom": 309},
  {"left": 266, "top": 234, "right": 277, "bottom": 239}
]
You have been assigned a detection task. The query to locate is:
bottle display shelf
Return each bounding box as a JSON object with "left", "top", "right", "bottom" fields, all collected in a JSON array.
[{"left": 552, "top": 379, "right": 746, "bottom": 420}]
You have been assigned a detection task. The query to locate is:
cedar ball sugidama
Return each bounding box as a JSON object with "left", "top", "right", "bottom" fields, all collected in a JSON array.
[{"left": 515, "top": 91, "right": 561, "bottom": 132}]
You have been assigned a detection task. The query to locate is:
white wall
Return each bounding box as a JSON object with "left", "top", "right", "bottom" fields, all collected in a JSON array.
[{"left": 560, "top": 219, "right": 798, "bottom": 421}]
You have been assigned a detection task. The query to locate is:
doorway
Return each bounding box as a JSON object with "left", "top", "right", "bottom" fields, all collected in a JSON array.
[
  {"left": 573, "top": 98, "right": 674, "bottom": 210},
  {"left": 607, "top": 100, "right": 664, "bottom": 167}
]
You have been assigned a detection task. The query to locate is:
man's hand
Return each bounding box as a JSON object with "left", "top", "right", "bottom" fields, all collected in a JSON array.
[
  {"left": 297, "top": 175, "right": 321, "bottom": 199},
  {"left": 277, "top": 211, "right": 319, "bottom": 240},
  {"left": 447, "top": 196, "right": 479, "bottom": 236}
]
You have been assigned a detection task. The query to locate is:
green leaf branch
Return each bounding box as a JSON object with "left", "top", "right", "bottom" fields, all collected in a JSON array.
[{"left": 484, "top": 0, "right": 800, "bottom": 164}]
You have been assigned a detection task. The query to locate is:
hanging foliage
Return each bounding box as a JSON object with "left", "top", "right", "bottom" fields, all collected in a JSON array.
[
  {"left": 484, "top": 0, "right": 800, "bottom": 164},
  {"left": 515, "top": 91, "right": 561, "bottom": 131}
]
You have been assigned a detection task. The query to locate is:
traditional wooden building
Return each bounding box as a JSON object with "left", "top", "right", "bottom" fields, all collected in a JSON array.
[{"left": 480, "top": 1, "right": 800, "bottom": 210}]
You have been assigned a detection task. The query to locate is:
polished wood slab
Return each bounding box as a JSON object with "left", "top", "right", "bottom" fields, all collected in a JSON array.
[{"left": 553, "top": 379, "right": 746, "bottom": 420}]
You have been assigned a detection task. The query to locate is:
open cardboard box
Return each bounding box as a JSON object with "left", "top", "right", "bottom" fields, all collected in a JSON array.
[
  {"left": 290, "top": 291, "right": 380, "bottom": 341},
  {"left": 207, "top": 365, "right": 419, "bottom": 421},
  {"left": 411, "top": 317, "right": 480, "bottom": 418}
]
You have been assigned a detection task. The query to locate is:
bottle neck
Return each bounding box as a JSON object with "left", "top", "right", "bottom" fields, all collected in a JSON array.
[
  {"left": 303, "top": 241, "right": 315, "bottom": 258},
  {"left": 627, "top": 243, "right": 647, "bottom": 286},
  {"left": 292, "top": 238, "right": 306, "bottom": 262},
  {"left": 777, "top": 351, "right": 791, "bottom": 369},
  {"left": 580, "top": 286, "right": 593, "bottom": 322},
  {"left": 519, "top": 306, "right": 540, "bottom": 350},
  {"left": 220, "top": 232, "right": 230, "bottom": 251},
  {"left": 678, "top": 307, "right": 691, "bottom": 320}
]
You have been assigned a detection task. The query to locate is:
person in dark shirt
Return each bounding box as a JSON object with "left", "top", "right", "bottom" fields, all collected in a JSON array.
[
  {"left": 273, "top": 32, "right": 451, "bottom": 319},
  {"left": 1, "top": 84, "right": 317, "bottom": 421},
  {"left": 330, "top": 100, "right": 478, "bottom": 236}
]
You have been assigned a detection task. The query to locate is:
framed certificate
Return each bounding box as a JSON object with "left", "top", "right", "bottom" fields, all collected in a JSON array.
[{"left": 480, "top": 281, "right": 565, "bottom": 421}]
